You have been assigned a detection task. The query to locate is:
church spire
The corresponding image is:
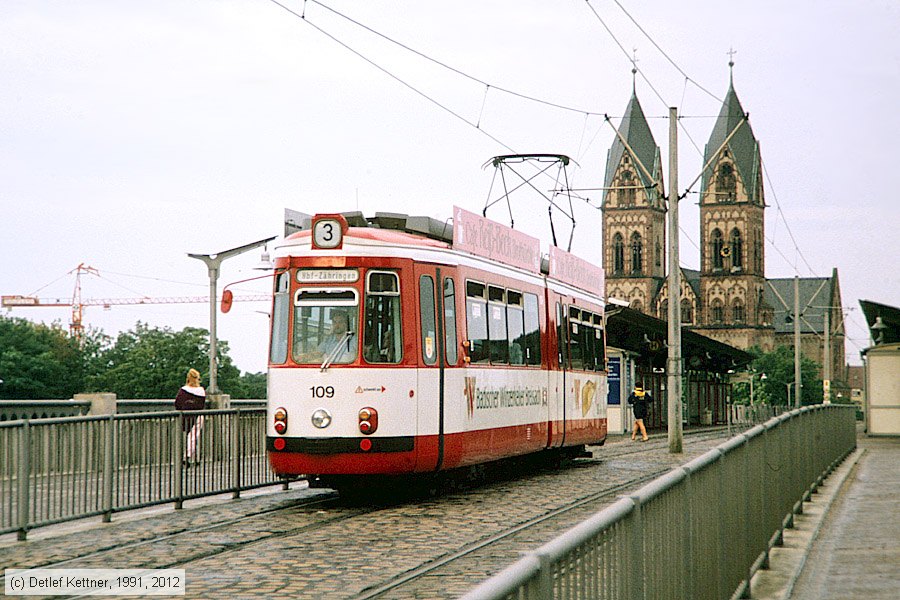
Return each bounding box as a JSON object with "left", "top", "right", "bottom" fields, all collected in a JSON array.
[{"left": 727, "top": 47, "right": 737, "bottom": 87}]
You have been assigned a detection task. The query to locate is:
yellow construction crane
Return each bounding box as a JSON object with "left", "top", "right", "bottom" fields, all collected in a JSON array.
[{"left": 2, "top": 263, "right": 269, "bottom": 341}]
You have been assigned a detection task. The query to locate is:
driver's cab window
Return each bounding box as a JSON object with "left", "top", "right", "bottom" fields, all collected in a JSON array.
[{"left": 292, "top": 288, "right": 359, "bottom": 364}]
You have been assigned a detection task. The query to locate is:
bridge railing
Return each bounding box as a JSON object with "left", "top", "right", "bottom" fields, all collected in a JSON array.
[
  {"left": 0, "top": 409, "right": 288, "bottom": 540},
  {"left": 462, "top": 404, "right": 857, "bottom": 600}
]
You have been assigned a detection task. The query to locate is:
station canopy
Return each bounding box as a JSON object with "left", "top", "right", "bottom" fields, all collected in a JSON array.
[{"left": 605, "top": 305, "right": 753, "bottom": 374}]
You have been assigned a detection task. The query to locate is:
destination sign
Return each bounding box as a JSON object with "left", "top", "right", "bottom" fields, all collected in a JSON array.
[
  {"left": 452, "top": 206, "right": 541, "bottom": 273},
  {"left": 549, "top": 246, "right": 605, "bottom": 296},
  {"left": 296, "top": 269, "right": 360, "bottom": 283}
]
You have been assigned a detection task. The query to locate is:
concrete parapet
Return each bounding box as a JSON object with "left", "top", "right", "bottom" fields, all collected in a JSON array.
[
  {"left": 207, "top": 393, "right": 231, "bottom": 409},
  {"left": 75, "top": 393, "right": 117, "bottom": 415}
]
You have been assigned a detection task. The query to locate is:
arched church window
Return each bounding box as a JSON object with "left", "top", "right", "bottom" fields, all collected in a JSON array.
[
  {"left": 655, "top": 237, "right": 662, "bottom": 267},
  {"left": 716, "top": 163, "right": 736, "bottom": 202},
  {"left": 613, "top": 233, "right": 625, "bottom": 274},
  {"left": 711, "top": 299, "right": 724, "bottom": 324},
  {"left": 659, "top": 299, "right": 668, "bottom": 319},
  {"left": 732, "top": 299, "right": 745, "bottom": 324},
  {"left": 619, "top": 169, "right": 636, "bottom": 206},
  {"left": 681, "top": 299, "right": 693, "bottom": 324},
  {"left": 731, "top": 228, "right": 743, "bottom": 269},
  {"left": 711, "top": 229, "right": 724, "bottom": 271},
  {"left": 631, "top": 232, "right": 643, "bottom": 274}
]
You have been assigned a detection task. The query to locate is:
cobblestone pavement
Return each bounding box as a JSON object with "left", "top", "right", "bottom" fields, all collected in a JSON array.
[{"left": 1, "top": 430, "right": 736, "bottom": 599}]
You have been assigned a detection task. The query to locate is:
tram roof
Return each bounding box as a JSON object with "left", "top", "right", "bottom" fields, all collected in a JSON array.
[{"left": 283, "top": 208, "right": 602, "bottom": 294}]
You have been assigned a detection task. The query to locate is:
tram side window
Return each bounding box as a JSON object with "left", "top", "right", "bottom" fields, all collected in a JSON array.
[
  {"left": 363, "top": 271, "right": 402, "bottom": 364},
  {"left": 569, "top": 306, "right": 585, "bottom": 370},
  {"left": 506, "top": 290, "right": 525, "bottom": 365},
  {"left": 269, "top": 271, "right": 290, "bottom": 364},
  {"left": 443, "top": 278, "right": 458, "bottom": 365},
  {"left": 523, "top": 293, "right": 541, "bottom": 366},
  {"left": 420, "top": 275, "right": 437, "bottom": 366},
  {"left": 593, "top": 313, "right": 606, "bottom": 369},
  {"left": 465, "top": 281, "right": 489, "bottom": 363},
  {"left": 488, "top": 285, "right": 508, "bottom": 364},
  {"left": 580, "top": 310, "right": 596, "bottom": 371}
]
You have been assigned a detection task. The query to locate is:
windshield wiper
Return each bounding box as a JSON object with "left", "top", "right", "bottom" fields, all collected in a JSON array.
[{"left": 320, "top": 331, "right": 354, "bottom": 372}]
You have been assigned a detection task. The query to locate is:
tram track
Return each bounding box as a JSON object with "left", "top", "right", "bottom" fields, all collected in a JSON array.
[
  {"left": 1, "top": 428, "right": 742, "bottom": 599},
  {"left": 352, "top": 467, "right": 671, "bottom": 600}
]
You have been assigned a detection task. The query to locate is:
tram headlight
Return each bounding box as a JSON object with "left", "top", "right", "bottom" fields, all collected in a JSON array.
[
  {"left": 273, "top": 407, "right": 288, "bottom": 435},
  {"left": 311, "top": 408, "right": 332, "bottom": 429},
  {"left": 358, "top": 407, "right": 378, "bottom": 435}
]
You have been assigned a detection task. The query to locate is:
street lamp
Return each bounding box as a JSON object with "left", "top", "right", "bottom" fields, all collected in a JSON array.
[{"left": 189, "top": 236, "right": 275, "bottom": 395}]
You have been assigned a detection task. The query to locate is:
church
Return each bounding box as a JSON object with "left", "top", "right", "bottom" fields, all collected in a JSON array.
[{"left": 600, "top": 67, "right": 847, "bottom": 389}]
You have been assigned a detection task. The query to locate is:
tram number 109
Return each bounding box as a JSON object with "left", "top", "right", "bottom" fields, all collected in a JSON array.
[{"left": 310, "top": 386, "right": 335, "bottom": 398}]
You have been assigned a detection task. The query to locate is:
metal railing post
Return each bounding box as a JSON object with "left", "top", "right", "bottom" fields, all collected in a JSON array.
[
  {"left": 629, "top": 495, "right": 644, "bottom": 600},
  {"left": 232, "top": 410, "right": 241, "bottom": 499},
  {"left": 174, "top": 416, "right": 184, "bottom": 510},
  {"left": 16, "top": 419, "right": 31, "bottom": 541},
  {"left": 102, "top": 414, "right": 115, "bottom": 522},
  {"left": 681, "top": 466, "right": 694, "bottom": 600}
]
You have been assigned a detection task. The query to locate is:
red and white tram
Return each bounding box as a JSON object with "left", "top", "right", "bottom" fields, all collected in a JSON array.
[{"left": 266, "top": 207, "right": 608, "bottom": 488}]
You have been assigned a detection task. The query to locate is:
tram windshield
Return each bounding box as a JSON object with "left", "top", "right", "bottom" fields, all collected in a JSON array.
[{"left": 292, "top": 289, "right": 359, "bottom": 365}]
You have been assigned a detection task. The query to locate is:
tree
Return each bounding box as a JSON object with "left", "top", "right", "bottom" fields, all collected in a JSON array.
[
  {"left": 85, "top": 322, "right": 242, "bottom": 398},
  {"left": 732, "top": 345, "right": 822, "bottom": 406},
  {"left": 0, "top": 315, "right": 83, "bottom": 399}
]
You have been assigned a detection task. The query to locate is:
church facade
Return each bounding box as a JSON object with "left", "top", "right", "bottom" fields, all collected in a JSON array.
[{"left": 601, "top": 75, "right": 846, "bottom": 384}]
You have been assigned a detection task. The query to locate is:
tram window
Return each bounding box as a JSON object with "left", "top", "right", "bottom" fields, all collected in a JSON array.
[
  {"left": 581, "top": 311, "right": 596, "bottom": 371},
  {"left": 506, "top": 290, "right": 525, "bottom": 365},
  {"left": 523, "top": 293, "right": 541, "bottom": 366},
  {"left": 292, "top": 289, "right": 359, "bottom": 365},
  {"left": 269, "top": 271, "right": 290, "bottom": 365},
  {"left": 569, "top": 306, "right": 585, "bottom": 370},
  {"left": 488, "top": 285, "right": 508, "bottom": 364},
  {"left": 443, "top": 278, "right": 458, "bottom": 365},
  {"left": 593, "top": 313, "right": 606, "bottom": 368},
  {"left": 557, "top": 303, "right": 568, "bottom": 368},
  {"left": 466, "top": 281, "right": 489, "bottom": 363},
  {"left": 420, "top": 275, "right": 437, "bottom": 365},
  {"left": 363, "top": 271, "right": 402, "bottom": 364}
]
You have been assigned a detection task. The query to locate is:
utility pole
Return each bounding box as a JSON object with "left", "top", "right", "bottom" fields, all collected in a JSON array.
[
  {"left": 793, "top": 275, "right": 802, "bottom": 407},
  {"left": 667, "top": 106, "right": 683, "bottom": 453}
]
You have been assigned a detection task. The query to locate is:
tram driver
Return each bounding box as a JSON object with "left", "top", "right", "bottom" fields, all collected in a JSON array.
[
  {"left": 316, "top": 309, "right": 357, "bottom": 363},
  {"left": 295, "top": 308, "right": 358, "bottom": 364}
]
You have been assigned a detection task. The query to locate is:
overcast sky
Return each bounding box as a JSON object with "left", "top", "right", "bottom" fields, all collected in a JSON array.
[{"left": 1, "top": 0, "right": 897, "bottom": 376}]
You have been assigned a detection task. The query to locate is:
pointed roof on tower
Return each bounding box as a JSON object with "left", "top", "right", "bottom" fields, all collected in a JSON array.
[
  {"left": 700, "top": 65, "right": 762, "bottom": 204},
  {"left": 602, "top": 91, "right": 661, "bottom": 204}
]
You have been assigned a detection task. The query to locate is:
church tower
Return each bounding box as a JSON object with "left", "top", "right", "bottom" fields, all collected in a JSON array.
[
  {"left": 601, "top": 88, "right": 666, "bottom": 314},
  {"left": 692, "top": 64, "right": 774, "bottom": 350}
]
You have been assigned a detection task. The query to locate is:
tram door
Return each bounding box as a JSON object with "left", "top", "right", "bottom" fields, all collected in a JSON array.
[
  {"left": 551, "top": 301, "right": 568, "bottom": 448},
  {"left": 414, "top": 264, "right": 458, "bottom": 471}
]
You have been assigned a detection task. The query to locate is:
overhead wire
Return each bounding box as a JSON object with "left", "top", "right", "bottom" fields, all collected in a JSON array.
[
  {"left": 275, "top": 1, "right": 851, "bottom": 350},
  {"left": 308, "top": 0, "right": 608, "bottom": 117}
]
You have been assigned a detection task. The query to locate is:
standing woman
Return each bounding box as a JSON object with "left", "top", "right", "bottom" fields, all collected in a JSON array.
[
  {"left": 628, "top": 383, "right": 651, "bottom": 442},
  {"left": 175, "top": 368, "right": 206, "bottom": 463}
]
